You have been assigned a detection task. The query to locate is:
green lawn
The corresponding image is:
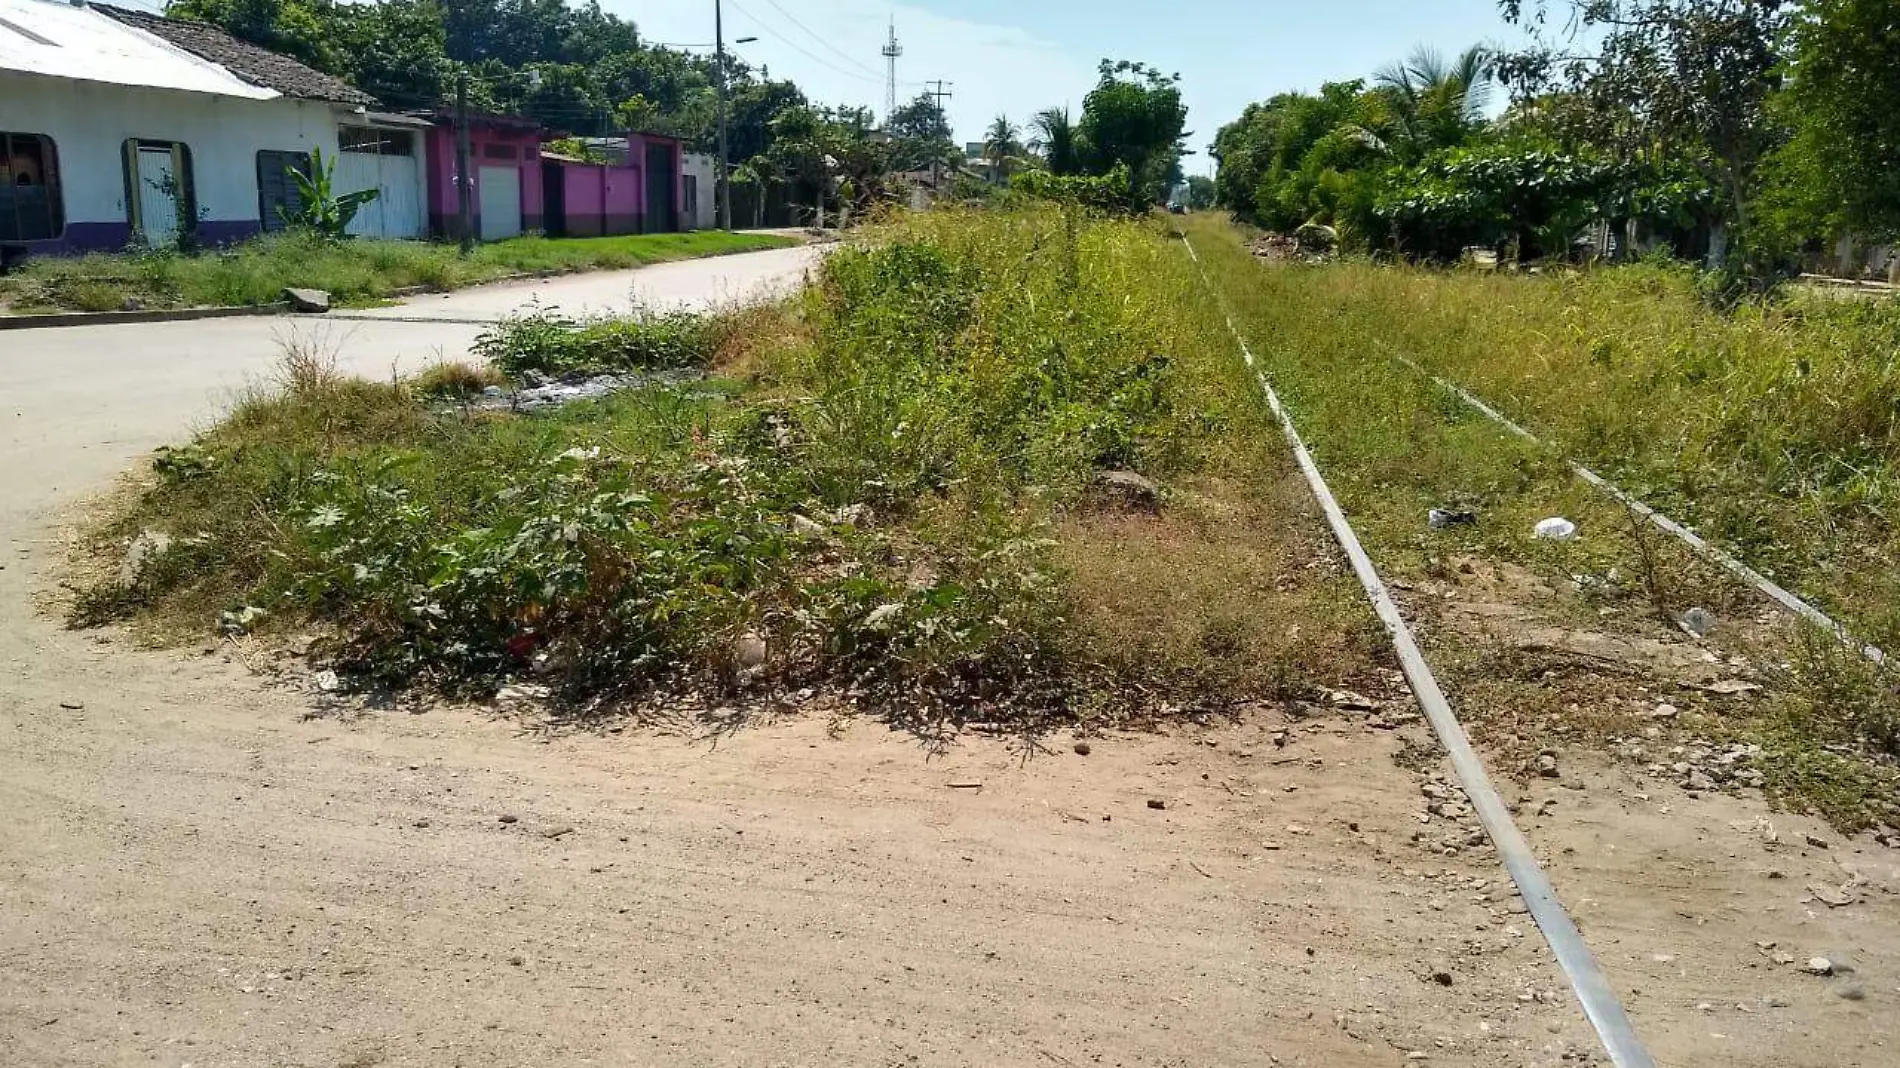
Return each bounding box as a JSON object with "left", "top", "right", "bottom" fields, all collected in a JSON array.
[{"left": 0, "top": 230, "right": 800, "bottom": 314}]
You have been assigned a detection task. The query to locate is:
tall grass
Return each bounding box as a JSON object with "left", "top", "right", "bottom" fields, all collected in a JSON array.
[
  {"left": 1186, "top": 214, "right": 1900, "bottom": 829},
  {"left": 0, "top": 230, "right": 797, "bottom": 313},
  {"left": 70, "top": 207, "right": 1380, "bottom": 724},
  {"left": 1206, "top": 247, "right": 1900, "bottom": 652}
]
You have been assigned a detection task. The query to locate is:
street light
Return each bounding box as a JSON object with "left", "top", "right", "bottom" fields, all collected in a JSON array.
[{"left": 714, "top": 0, "right": 758, "bottom": 230}]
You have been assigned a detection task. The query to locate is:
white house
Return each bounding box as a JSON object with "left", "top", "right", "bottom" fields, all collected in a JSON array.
[{"left": 0, "top": 0, "right": 428, "bottom": 259}]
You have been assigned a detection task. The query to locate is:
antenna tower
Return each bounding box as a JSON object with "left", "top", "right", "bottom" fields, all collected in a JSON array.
[{"left": 881, "top": 17, "right": 903, "bottom": 122}]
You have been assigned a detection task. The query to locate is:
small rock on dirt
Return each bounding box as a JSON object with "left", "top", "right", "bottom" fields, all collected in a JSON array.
[
  {"left": 732, "top": 632, "right": 769, "bottom": 670},
  {"left": 58, "top": 700, "right": 84, "bottom": 711},
  {"left": 1803, "top": 957, "right": 1834, "bottom": 976},
  {"left": 1073, "top": 741, "right": 1092, "bottom": 756},
  {"left": 497, "top": 814, "right": 519, "bottom": 825},
  {"left": 1147, "top": 799, "right": 1167, "bottom": 810},
  {"left": 1429, "top": 965, "right": 1454, "bottom": 986},
  {"left": 1428, "top": 508, "right": 1477, "bottom": 529},
  {"left": 1804, "top": 833, "right": 1830, "bottom": 849},
  {"left": 283, "top": 287, "right": 332, "bottom": 313},
  {"left": 1536, "top": 754, "right": 1560, "bottom": 779},
  {"left": 1090, "top": 469, "right": 1162, "bottom": 512}
]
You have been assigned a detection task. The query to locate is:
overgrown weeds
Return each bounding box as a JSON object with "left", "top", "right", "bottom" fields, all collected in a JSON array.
[
  {"left": 474, "top": 307, "right": 720, "bottom": 378},
  {"left": 1185, "top": 212, "right": 1900, "bottom": 829},
  {"left": 70, "top": 207, "right": 1378, "bottom": 727}
]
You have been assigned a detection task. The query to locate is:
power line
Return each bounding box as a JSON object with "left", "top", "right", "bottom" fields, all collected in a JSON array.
[
  {"left": 754, "top": 0, "right": 883, "bottom": 79},
  {"left": 724, "top": 0, "right": 925, "bottom": 89}
]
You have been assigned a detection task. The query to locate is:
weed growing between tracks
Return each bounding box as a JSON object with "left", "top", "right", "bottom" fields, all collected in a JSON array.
[
  {"left": 1185, "top": 214, "right": 1900, "bottom": 830},
  {"left": 1214, "top": 235, "right": 1900, "bottom": 656},
  {"left": 70, "top": 208, "right": 1380, "bottom": 728}
]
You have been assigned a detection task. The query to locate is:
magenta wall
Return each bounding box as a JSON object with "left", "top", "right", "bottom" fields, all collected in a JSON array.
[
  {"left": 551, "top": 159, "right": 644, "bottom": 236},
  {"left": 424, "top": 120, "right": 544, "bottom": 240}
]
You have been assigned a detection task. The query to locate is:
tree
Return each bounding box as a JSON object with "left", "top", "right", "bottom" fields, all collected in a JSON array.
[
  {"left": 1210, "top": 80, "right": 1375, "bottom": 226},
  {"left": 1371, "top": 45, "right": 1494, "bottom": 161},
  {"left": 1760, "top": 0, "right": 1900, "bottom": 246},
  {"left": 1185, "top": 175, "right": 1216, "bottom": 210},
  {"left": 1497, "top": 1, "right": 1791, "bottom": 267},
  {"left": 886, "top": 93, "right": 959, "bottom": 172},
  {"left": 1029, "top": 106, "right": 1082, "bottom": 175},
  {"left": 759, "top": 105, "right": 887, "bottom": 228},
  {"left": 1078, "top": 60, "right": 1189, "bottom": 207},
  {"left": 982, "top": 115, "right": 1025, "bottom": 184}
]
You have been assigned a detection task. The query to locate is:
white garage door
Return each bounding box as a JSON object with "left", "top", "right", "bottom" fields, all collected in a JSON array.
[
  {"left": 336, "top": 147, "right": 422, "bottom": 240},
  {"left": 479, "top": 165, "right": 521, "bottom": 241}
]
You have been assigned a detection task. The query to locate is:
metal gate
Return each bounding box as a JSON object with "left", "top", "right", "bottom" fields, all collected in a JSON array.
[
  {"left": 131, "top": 143, "right": 183, "bottom": 246},
  {"left": 336, "top": 128, "right": 423, "bottom": 239},
  {"left": 478, "top": 164, "right": 521, "bottom": 241}
]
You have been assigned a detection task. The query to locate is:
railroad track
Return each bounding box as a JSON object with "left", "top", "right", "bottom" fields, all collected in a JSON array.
[{"left": 1178, "top": 232, "right": 1657, "bottom": 1068}]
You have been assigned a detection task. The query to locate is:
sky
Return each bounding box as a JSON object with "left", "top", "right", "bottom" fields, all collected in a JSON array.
[{"left": 610, "top": 0, "right": 1544, "bottom": 173}]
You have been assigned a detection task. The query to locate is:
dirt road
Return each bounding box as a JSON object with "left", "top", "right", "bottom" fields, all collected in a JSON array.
[{"left": 2, "top": 248, "right": 1896, "bottom": 1067}]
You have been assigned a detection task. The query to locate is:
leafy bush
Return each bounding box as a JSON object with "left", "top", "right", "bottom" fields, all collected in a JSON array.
[
  {"left": 1377, "top": 144, "right": 1715, "bottom": 260},
  {"left": 1012, "top": 165, "right": 1134, "bottom": 212}
]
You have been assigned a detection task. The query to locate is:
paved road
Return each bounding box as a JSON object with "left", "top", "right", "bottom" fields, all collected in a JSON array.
[{"left": 0, "top": 245, "right": 821, "bottom": 546}]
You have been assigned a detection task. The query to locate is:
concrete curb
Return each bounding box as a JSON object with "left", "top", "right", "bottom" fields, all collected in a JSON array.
[{"left": 0, "top": 302, "right": 292, "bottom": 331}]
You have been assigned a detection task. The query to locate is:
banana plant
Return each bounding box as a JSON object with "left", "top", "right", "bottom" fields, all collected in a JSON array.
[{"left": 281, "top": 147, "right": 381, "bottom": 240}]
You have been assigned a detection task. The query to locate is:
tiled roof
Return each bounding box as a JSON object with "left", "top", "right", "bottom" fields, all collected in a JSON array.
[{"left": 95, "top": 4, "right": 376, "bottom": 106}]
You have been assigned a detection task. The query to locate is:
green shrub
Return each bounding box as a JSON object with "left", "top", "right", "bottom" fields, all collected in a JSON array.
[{"left": 474, "top": 309, "right": 720, "bottom": 378}]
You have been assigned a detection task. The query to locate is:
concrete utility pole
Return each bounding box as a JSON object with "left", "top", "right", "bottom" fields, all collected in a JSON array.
[
  {"left": 924, "top": 80, "right": 953, "bottom": 188},
  {"left": 455, "top": 66, "right": 474, "bottom": 253},
  {"left": 714, "top": 0, "right": 732, "bottom": 231}
]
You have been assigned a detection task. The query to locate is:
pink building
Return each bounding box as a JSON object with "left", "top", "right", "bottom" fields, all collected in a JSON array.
[
  {"left": 542, "top": 133, "right": 684, "bottom": 237},
  {"left": 422, "top": 112, "right": 543, "bottom": 242}
]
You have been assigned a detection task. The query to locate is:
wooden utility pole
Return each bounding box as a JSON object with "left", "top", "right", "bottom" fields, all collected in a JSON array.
[{"left": 455, "top": 66, "right": 474, "bottom": 253}]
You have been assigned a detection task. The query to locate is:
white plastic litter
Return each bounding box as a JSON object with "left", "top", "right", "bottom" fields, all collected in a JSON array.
[{"left": 1534, "top": 517, "right": 1578, "bottom": 541}]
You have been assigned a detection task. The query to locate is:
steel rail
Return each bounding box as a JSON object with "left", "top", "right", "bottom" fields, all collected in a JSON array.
[{"left": 1180, "top": 234, "right": 1657, "bottom": 1068}]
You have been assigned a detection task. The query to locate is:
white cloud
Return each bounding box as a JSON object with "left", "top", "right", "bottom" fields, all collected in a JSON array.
[{"left": 602, "top": 0, "right": 1098, "bottom": 142}]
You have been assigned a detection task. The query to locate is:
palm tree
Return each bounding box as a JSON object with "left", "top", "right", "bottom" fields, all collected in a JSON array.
[
  {"left": 982, "top": 114, "right": 1024, "bottom": 184},
  {"left": 1028, "top": 106, "right": 1080, "bottom": 175},
  {"left": 1372, "top": 44, "right": 1494, "bottom": 160}
]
